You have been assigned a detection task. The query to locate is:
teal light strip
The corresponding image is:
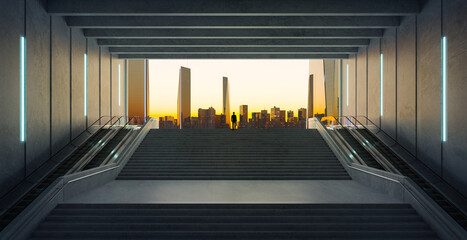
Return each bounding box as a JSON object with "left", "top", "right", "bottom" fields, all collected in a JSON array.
[
  {"left": 442, "top": 36, "right": 447, "bottom": 142},
  {"left": 20, "top": 36, "right": 26, "bottom": 142},
  {"left": 380, "top": 53, "right": 383, "bottom": 116},
  {"left": 84, "top": 54, "right": 87, "bottom": 116}
]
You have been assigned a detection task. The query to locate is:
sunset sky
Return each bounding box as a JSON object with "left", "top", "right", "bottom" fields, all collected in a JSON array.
[{"left": 148, "top": 60, "right": 313, "bottom": 119}]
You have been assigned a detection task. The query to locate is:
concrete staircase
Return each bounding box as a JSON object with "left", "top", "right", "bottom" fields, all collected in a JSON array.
[
  {"left": 118, "top": 129, "right": 350, "bottom": 180},
  {"left": 29, "top": 203, "right": 439, "bottom": 239}
]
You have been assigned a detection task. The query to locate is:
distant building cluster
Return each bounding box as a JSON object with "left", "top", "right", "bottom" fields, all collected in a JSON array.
[
  {"left": 159, "top": 66, "right": 308, "bottom": 129},
  {"left": 159, "top": 105, "right": 307, "bottom": 129}
]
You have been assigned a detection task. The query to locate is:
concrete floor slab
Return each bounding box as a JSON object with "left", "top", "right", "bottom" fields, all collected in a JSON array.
[{"left": 66, "top": 180, "right": 402, "bottom": 204}]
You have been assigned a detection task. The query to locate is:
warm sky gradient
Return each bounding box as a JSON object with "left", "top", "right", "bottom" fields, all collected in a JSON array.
[{"left": 148, "top": 60, "right": 311, "bottom": 119}]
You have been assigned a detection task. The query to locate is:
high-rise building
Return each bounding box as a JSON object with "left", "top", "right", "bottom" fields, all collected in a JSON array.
[
  {"left": 177, "top": 67, "right": 191, "bottom": 128},
  {"left": 298, "top": 108, "right": 307, "bottom": 121},
  {"left": 308, "top": 74, "right": 314, "bottom": 119},
  {"left": 198, "top": 107, "right": 216, "bottom": 128},
  {"left": 279, "top": 110, "right": 286, "bottom": 124},
  {"left": 260, "top": 110, "right": 269, "bottom": 128},
  {"left": 251, "top": 112, "right": 260, "bottom": 128},
  {"left": 271, "top": 106, "right": 280, "bottom": 120},
  {"left": 223, "top": 77, "right": 230, "bottom": 125},
  {"left": 287, "top": 110, "right": 294, "bottom": 119},
  {"left": 239, "top": 105, "right": 248, "bottom": 126}
]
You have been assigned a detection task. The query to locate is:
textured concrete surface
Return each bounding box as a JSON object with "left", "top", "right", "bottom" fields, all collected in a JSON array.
[
  {"left": 71, "top": 28, "right": 86, "bottom": 138},
  {"left": 51, "top": 16, "right": 71, "bottom": 155},
  {"left": 381, "top": 28, "right": 396, "bottom": 139},
  {"left": 26, "top": 0, "right": 51, "bottom": 175},
  {"left": 0, "top": 0, "right": 25, "bottom": 197},
  {"left": 100, "top": 48, "right": 111, "bottom": 118},
  {"left": 417, "top": 0, "right": 442, "bottom": 174},
  {"left": 396, "top": 16, "right": 416, "bottom": 155},
  {"left": 66, "top": 180, "right": 402, "bottom": 204},
  {"left": 87, "top": 39, "right": 100, "bottom": 124},
  {"left": 0, "top": 2, "right": 117, "bottom": 196},
  {"left": 356, "top": 47, "right": 367, "bottom": 117},
  {"left": 342, "top": 56, "right": 356, "bottom": 117},
  {"left": 443, "top": 0, "right": 467, "bottom": 197},
  {"left": 111, "top": 56, "right": 125, "bottom": 116},
  {"left": 367, "top": 38, "right": 380, "bottom": 127}
]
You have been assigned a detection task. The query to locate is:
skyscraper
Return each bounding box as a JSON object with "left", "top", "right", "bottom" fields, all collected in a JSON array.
[
  {"left": 287, "top": 110, "right": 294, "bottom": 121},
  {"left": 298, "top": 108, "right": 307, "bottom": 121},
  {"left": 198, "top": 107, "right": 216, "bottom": 128},
  {"left": 239, "top": 105, "right": 248, "bottom": 127},
  {"left": 177, "top": 67, "right": 191, "bottom": 128},
  {"left": 271, "top": 106, "right": 280, "bottom": 120},
  {"left": 279, "top": 110, "right": 286, "bottom": 125},
  {"left": 308, "top": 74, "right": 314, "bottom": 119},
  {"left": 223, "top": 77, "right": 230, "bottom": 125}
]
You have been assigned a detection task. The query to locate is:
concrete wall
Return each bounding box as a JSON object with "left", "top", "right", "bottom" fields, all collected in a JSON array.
[
  {"left": 0, "top": 0, "right": 126, "bottom": 196},
  {"left": 341, "top": 0, "right": 467, "bottom": 197}
]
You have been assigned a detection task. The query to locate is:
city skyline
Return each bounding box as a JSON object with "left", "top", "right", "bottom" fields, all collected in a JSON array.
[
  {"left": 159, "top": 104, "right": 307, "bottom": 129},
  {"left": 148, "top": 60, "right": 309, "bottom": 118}
]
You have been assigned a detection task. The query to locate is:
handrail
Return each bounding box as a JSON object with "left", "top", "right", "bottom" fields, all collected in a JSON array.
[
  {"left": 341, "top": 116, "right": 401, "bottom": 174},
  {"left": 0, "top": 116, "right": 116, "bottom": 204},
  {"left": 73, "top": 116, "right": 139, "bottom": 172},
  {"left": 0, "top": 118, "right": 157, "bottom": 240},
  {"left": 352, "top": 115, "right": 415, "bottom": 157},
  {"left": 350, "top": 115, "right": 467, "bottom": 216},
  {"left": 66, "top": 116, "right": 133, "bottom": 174},
  {"left": 100, "top": 116, "right": 140, "bottom": 167},
  {"left": 328, "top": 117, "right": 367, "bottom": 166}
]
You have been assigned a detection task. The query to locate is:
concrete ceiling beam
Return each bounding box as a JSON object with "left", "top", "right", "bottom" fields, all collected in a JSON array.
[
  {"left": 84, "top": 29, "right": 383, "bottom": 39},
  {"left": 97, "top": 38, "right": 370, "bottom": 47},
  {"left": 117, "top": 54, "right": 350, "bottom": 59},
  {"left": 66, "top": 16, "right": 400, "bottom": 29},
  {"left": 49, "top": 0, "right": 419, "bottom": 16},
  {"left": 108, "top": 47, "right": 359, "bottom": 54}
]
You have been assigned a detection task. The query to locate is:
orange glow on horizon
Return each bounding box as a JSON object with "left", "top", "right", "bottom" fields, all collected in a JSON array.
[{"left": 148, "top": 60, "right": 314, "bottom": 120}]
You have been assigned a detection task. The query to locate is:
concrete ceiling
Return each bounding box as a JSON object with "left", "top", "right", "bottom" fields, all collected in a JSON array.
[{"left": 47, "top": 0, "right": 420, "bottom": 59}]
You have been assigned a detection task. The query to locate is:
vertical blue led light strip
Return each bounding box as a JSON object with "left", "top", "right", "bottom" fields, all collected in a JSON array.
[
  {"left": 442, "top": 36, "right": 447, "bottom": 142},
  {"left": 118, "top": 64, "right": 121, "bottom": 106},
  {"left": 346, "top": 64, "right": 349, "bottom": 106},
  {"left": 84, "top": 54, "right": 87, "bottom": 116},
  {"left": 20, "top": 36, "right": 26, "bottom": 142},
  {"left": 380, "top": 53, "right": 383, "bottom": 116}
]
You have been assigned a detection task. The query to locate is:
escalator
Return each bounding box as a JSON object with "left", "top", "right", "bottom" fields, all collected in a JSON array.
[
  {"left": 0, "top": 128, "right": 110, "bottom": 231},
  {"left": 336, "top": 129, "right": 385, "bottom": 170},
  {"left": 83, "top": 129, "right": 131, "bottom": 170},
  {"left": 357, "top": 128, "right": 467, "bottom": 229}
]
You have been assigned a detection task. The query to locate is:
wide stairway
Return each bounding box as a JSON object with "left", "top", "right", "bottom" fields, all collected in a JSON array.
[
  {"left": 118, "top": 129, "right": 350, "bottom": 180},
  {"left": 30, "top": 203, "right": 438, "bottom": 240},
  {"left": 26, "top": 128, "right": 441, "bottom": 239}
]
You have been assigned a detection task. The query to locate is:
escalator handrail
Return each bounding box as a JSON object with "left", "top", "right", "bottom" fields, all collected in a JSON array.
[
  {"left": 0, "top": 116, "right": 117, "bottom": 205},
  {"left": 328, "top": 116, "right": 369, "bottom": 166},
  {"left": 65, "top": 115, "right": 133, "bottom": 174},
  {"left": 98, "top": 118, "right": 139, "bottom": 167},
  {"left": 341, "top": 116, "right": 401, "bottom": 174},
  {"left": 351, "top": 115, "right": 418, "bottom": 160},
  {"left": 350, "top": 115, "right": 467, "bottom": 218},
  {"left": 79, "top": 116, "right": 139, "bottom": 171}
]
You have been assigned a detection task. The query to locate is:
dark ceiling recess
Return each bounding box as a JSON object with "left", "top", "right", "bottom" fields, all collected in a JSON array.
[{"left": 48, "top": 0, "right": 419, "bottom": 59}]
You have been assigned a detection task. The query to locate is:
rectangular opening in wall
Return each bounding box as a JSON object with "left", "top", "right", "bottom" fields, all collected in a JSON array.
[
  {"left": 442, "top": 36, "right": 447, "bottom": 142},
  {"left": 380, "top": 53, "right": 383, "bottom": 116},
  {"left": 84, "top": 53, "right": 87, "bottom": 116},
  {"left": 20, "top": 36, "right": 26, "bottom": 142}
]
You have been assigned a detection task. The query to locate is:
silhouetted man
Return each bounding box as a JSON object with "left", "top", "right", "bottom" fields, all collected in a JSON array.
[{"left": 231, "top": 112, "right": 237, "bottom": 130}]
